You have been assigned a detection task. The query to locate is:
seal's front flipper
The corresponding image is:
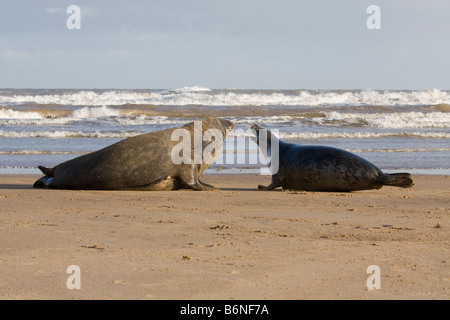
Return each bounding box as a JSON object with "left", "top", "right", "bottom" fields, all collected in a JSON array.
[
  {"left": 258, "top": 181, "right": 281, "bottom": 191},
  {"left": 258, "top": 184, "right": 278, "bottom": 191},
  {"left": 258, "top": 177, "right": 281, "bottom": 191},
  {"left": 188, "top": 178, "right": 218, "bottom": 191},
  {"left": 198, "top": 179, "right": 216, "bottom": 189},
  {"left": 190, "top": 184, "right": 217, "bottom": 191},
  {"left": 180, "top": 176, "right": 218, "bottom": 191},
  {"left": 178, "top": 165, "right": 219, "bottom": 191}
]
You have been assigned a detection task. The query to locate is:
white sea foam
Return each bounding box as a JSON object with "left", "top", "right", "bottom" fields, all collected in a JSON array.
[
  {"left": 114, "top": 116, "right": 188, "bottom": 126},
  {"left": 230, "top": 116, "right": 295, "bottom": 124},
  {"left": 5, "top": 130, "right": 441, "bottom": 140},
  {"left": 321, "top": 111, "right": 450, "bottom": 128},
  {"left": 1, "top": 89, "right": 449, "bottom": 107},
  {"left": 2, "top": 148, "right": 447, "bottom": 157},
  {"left": 115, "top": 115, "right": 295, "bottom": 126},
  {"left": 227, "top": 130, "right": 450, "bottom": 140},
  {"left": 2, "top": 104, "right": 450, "bottom": 130},
  {"left": 0, "top": 150, "right": 87, "bottom": 155},
  {"left": 168, "top": 86, "right": 212, "bottom": 93},
  {"left": 0, "top": 130, "right": 139, "bottom": 139},
  {"left": 0, "top": 106, "right": 124, "bottom": 124},
  {"left": 70, "top": 106, "right": 121, "bottom": 119},
  {"left": 0, "top": 108, "right": 43, "bottom": 119},
  {"left": 345, "top": 148, "right": 450, "bottom": 153},
  {"left": 277, "top": 131, "right": 450, "bottom": 140},
  {"left": 229, "top": 112, "right": 450, "bottom": 129}
]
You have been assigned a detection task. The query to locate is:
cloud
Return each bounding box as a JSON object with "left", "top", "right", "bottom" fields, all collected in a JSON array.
[
  {"left": 2, "top": 1, "right": 449, "bottom": 89},
  {"left": 0, "top": 49, "right": 31, "bottom": 61},
  {"left": 45, "top": 8, "right": 63, "bottom": 14},
  {"left": 108, "top": 50, "right": 132, "bottom": 59},
  {"left": 46, "top": 6, "right": 98, "bottom": 17},
  {"left": 81, "top": 6, "right": 98, "bottom": 17}
]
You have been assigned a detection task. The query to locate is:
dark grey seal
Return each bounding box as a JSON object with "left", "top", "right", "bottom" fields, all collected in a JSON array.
[
  {"left": 34, "top": 117, "right": 234, "bottom": 191},
  {"left": 252, "top": 125, "right": 414, "bottom": 192}
]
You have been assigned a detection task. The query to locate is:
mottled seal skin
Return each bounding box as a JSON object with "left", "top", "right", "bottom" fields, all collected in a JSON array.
[
  {"left": 34, "top": 118, "right": 234, "bottom": 191},
  {"left": 252, "top": 125, "right": 414, "bottom": 192}
]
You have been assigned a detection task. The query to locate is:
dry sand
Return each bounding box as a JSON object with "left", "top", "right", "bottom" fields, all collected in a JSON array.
[{"left": 0, "top": 174, "right": 449, "bottom": 300}]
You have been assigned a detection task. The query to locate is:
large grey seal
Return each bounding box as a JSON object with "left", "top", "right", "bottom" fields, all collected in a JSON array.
[
  {"left": 34, "top": 117, "right": 234, "bottom": 191},
  {"left": 252, "top": 125, "right": 414, "bottom": 192}
]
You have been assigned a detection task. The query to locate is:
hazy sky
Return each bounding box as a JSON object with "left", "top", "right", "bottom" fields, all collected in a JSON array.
[{"left": 0, "top": 0, "right": 449, "bottom": 89}]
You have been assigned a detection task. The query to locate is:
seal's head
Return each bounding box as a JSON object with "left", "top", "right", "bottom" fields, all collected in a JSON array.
[
  {"left": 202, "top": 117, "right": 234, "bottom": 137},
  {"left": 213, "top": 117, "right": 234, "bottom": 133},
  {"left": 180, "top": 117, "right": 234, "bottom": 137},
  {"left": 251, "top": 124, "right": 279, "bottom": 160},
  {"left": 218, "top": 118, "right": 234, "bottom": 131}
]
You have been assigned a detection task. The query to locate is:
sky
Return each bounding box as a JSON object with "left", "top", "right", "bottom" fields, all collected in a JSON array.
[{"left": 0, "top": 0, "right": 449, "bottom": 90}]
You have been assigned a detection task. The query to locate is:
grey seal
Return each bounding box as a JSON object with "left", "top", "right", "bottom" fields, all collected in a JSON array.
[
  {"left": 34, "top": 117, "right": 234, "bottom": 191},
  {"left": 252, "top": 124, "right": 414, "bottom": 192}
]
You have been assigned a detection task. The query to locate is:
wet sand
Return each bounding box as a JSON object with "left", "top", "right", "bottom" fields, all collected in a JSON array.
[{"left": 0, "top": 174, "right": 449, "bottom": 300}]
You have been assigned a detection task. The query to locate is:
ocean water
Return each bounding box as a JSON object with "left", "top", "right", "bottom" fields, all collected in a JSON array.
[{"left": 0, "top": 87, "right": 449, "bottom": 175}]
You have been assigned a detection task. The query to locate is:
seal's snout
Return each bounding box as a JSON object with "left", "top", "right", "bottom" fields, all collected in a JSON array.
[
  {"left": 251, "top": 124, "right": 262, "bottom": 144},
  {"left": 219, "top": 118, "right": 235, "bottom": 130},
  {"left": 251, "top": 124, "right": 262, "bottom": 133}
]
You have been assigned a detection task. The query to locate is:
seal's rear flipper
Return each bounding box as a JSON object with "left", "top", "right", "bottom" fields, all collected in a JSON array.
[
  {"left": 38, "top": 165, "right": 54, "bottom": 177},
  {"left": 381, "top": 173, "right": 414, "bottom": 188},
  {"left": 34, "top": 165, "right": 55, "bottom": 188}
]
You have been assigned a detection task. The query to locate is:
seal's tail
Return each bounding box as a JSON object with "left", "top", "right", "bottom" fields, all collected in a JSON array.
[{"left": 381, "top": 173, "right": 414, "bottom": 188}]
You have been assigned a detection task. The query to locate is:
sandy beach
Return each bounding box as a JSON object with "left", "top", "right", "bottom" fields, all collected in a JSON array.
[{"left": 0, "top": 174, "right": 448, "bottom": 300}]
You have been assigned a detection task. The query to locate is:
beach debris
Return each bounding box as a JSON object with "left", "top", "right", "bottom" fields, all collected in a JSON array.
[
  {"left": 113, "top": 280, "right": 127, "bottom": 285},
  {"left": 82, "top": 244, "right": 104, "bottom": 251},
  {"left": 210, "top": 225, "right": 229, "bottom": 230}
]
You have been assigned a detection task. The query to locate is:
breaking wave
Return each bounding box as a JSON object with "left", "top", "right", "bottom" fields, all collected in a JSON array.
[
  {"left": 1, "top": 106, "right": 449, "bottom": 129},
  {"left": 320, "top": 111, "right": 450, "bottom": 129},
  {"left": 1, "top": 130, "right": 448, "bottom": 140},
  {"left": 1, "top": 88, "right": 449, "bottom": 107}
]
